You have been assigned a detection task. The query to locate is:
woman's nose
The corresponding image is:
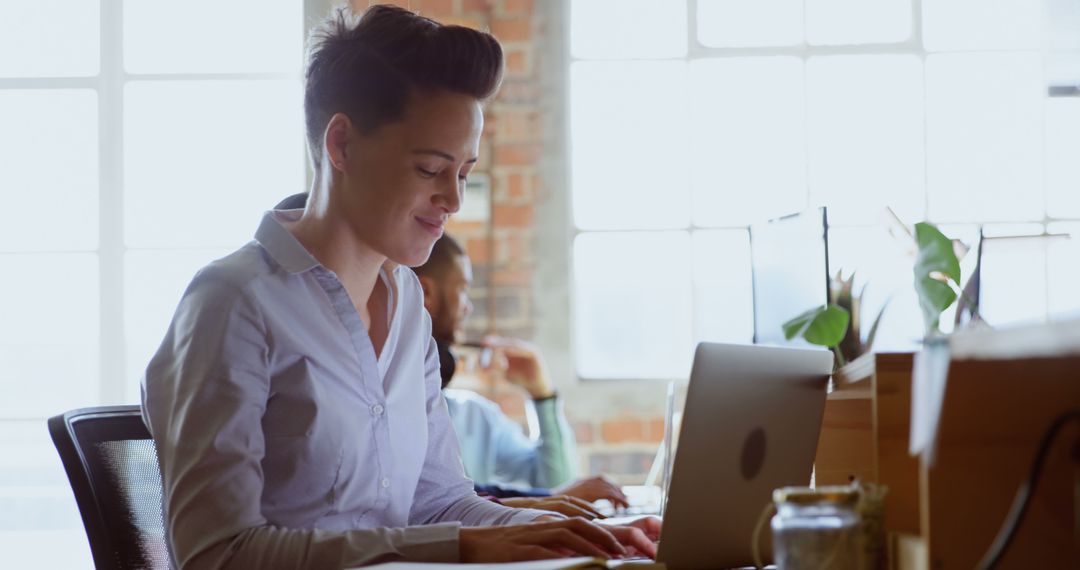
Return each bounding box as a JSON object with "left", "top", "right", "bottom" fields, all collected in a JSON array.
[{"left": 435, "top": 176, "right": 462, "bottom": 214}]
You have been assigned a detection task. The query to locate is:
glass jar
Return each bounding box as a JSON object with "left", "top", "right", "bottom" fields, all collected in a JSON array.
[{"left": 771, "top": 486, "right": 862, "bottom": 570}]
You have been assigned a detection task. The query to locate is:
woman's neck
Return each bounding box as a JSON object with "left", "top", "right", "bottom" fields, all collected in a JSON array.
[{"left": 287, "top": 184, "right": 386, "bottom": 323}]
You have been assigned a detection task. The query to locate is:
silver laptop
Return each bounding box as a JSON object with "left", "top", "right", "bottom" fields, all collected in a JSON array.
[{"left": 653, "top": 342, "right": 832, "bottom": 570}]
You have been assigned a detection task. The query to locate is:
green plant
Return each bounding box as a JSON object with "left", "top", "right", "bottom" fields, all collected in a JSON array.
[
  {"left": 912, "top": 222, "right": 962, "bottom": 335},
  {"left": 782, "top": 303, "right": 851, "bottom": 366},
  {"left": 782, "top": 271, "right": 886, "bottom": 368}
]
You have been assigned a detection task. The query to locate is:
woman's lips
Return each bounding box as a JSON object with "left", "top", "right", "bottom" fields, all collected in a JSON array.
[{"left": 415, "top": 216, "right": 444, "bottom": 237}]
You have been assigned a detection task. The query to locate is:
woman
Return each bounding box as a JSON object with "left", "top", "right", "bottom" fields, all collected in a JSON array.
[{"left": 141, "top": 5, "right": 658, "bottom": 569}]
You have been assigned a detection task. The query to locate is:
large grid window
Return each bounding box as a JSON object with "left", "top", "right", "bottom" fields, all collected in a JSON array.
[
  {"left": 570, "top": 0, "right": 1080, "bottom": 380},
  {"left": 0, "top": 2, "right": 304, "bottom": 566}
]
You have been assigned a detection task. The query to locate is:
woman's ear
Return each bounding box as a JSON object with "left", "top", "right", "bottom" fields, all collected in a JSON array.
[{"left": 323, "top": 112, "right": 353, "bottom": 173}]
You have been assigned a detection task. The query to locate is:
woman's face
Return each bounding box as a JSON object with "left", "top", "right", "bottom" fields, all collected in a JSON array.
[{"left": 333, "top": 90, "right": 483, "bottom": 267}]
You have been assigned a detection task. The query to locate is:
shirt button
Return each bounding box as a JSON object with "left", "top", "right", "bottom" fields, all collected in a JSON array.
[
  {"left": 371, "top": 404, "right": 384, "bottom": 416},
  {"left": 381, "top": 478, "right": 390, "bottom": 488}
]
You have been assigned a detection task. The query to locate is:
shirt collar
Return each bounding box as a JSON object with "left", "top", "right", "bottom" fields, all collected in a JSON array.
[{"left": 255, "top": 209, "right": 321, "bottom": 274}]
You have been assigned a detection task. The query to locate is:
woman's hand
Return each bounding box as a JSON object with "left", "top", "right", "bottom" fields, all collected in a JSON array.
[
  {"left": 500, "top": 495, "right": 606, "bottom": 520},
  {"left": 459, "top": 518, "right": 656, "bottom": 562},
  {"left": 553, "top": 476, "right": 630, "bottom": 509}
]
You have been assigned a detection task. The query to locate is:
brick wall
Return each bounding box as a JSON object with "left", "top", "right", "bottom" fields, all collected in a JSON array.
[{"left": 349, "top": 0, "right": 667, "bottom": 485}]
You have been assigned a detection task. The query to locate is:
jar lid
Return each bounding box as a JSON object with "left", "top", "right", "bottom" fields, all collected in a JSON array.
[{"left": 773, "top": 485, "right": 860, "bottom": 506}]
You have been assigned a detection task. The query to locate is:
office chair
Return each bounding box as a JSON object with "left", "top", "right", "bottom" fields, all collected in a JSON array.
[{"left": 48, "top": 405, "right": 172, "bottom": 570}]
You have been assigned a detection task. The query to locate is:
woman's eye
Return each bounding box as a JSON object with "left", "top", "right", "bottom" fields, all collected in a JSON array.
[{"left": 417, "top": 167, "right": 437, "bottom": 178}]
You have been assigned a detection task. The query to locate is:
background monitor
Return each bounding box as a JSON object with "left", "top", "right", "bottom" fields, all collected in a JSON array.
[{"left": 750, "top": 207, "right": 831, "bottom": 346}]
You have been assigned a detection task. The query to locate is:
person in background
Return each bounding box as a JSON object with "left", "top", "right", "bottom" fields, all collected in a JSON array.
[
  {"left": 414, "top": 234, "right": 630, "bottom": 510},
  {"left": 142, "top": 6, "right": 657, "bottom": 569}
]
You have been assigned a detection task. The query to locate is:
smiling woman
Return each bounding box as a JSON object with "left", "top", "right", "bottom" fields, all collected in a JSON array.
[{"left": 140, "top": 5, "right": 658, "bottom": 570}]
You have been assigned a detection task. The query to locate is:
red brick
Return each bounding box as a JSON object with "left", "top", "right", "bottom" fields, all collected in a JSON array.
[
  {"left": 440, "top": 15, "right": 485, "bottom": 30},
  {"left": 466, "top": 237, "right": 492, "bottom": 264},
  {"left": 353, "top": 0, "right": 413, "bottom": 9},
  {"left": 574, "top": 421, "right": 595, "bottom": 444},
  {"left": 494, "top": 143, "right": 540, "bottom": 166},
  {"left": 492, "top": 268, "right": 532, "bottom": 286},
  {"left": 504, "top": 47, "right": 532, "bottom": 77},
  {"left": 446, "top": 218, "right": 486, "bottom": 236},
  {"left": 494, "top": 109, "right": 538, "bottom": 142},
  {"left": 506, "top": 171, "right": 529, "bottom": 200},
  {"left": 601, "top": 418, "right": 647, "bottom": 444},
  {"left": 645, "top": 417, "right": 665, "bottom": 443},
  {"left": 462, "top": 0, "right": 491, "bottom": 12},
  {"left": 418, "top": 0, "right": 456, "bottom": 16},
  {"left": 497, "top": 0, "right": 534, "bottom": 16},
  {"left": 491, "top": 17, "right": 531, "bottom": 43},
  {"left": 493, "top": 204, "right": 534, "bottom": 228}
]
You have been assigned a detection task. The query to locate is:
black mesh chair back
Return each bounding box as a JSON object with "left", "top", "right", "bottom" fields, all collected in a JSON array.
[{"left": 48, "top": 405, "right": 172, "bottom": 570}]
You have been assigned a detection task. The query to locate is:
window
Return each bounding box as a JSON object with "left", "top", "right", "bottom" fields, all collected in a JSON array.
[
  {"left": 0, "top": 2, "right": 304, "bottom": 566},
  {"left": 569, "top": 0, "right": 1080, "bottom": 380}
]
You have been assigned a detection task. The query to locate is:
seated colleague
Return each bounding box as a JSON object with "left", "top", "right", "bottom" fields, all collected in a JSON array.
[
  {"left": 141, "top": 6, "right": 657, "bottom": 570},
  {"left": 414, "top": 235, "right": 630, "bottom": 509}
]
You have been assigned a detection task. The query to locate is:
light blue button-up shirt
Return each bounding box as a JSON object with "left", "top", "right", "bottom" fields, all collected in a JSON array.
[{"left": 142, "top": 210, "right": 547, "bottom": 570}]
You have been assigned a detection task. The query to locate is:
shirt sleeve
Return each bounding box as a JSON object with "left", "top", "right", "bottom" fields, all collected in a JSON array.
[
  {"left": 529, "top": 396, "right": 578, "bottom": 488},
  {"left": 142, "top": 271, "right": 482, "bottom": 570},
  {"left": 408, "top": 331, "right": 556, "bottom": 527}
]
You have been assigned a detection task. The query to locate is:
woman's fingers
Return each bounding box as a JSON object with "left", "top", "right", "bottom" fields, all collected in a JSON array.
[
  {"left": 606, "top": 525, "right": 657, "bottom": 559},
  {"left": 563, "top": 495, "right": 606, "bottom": 519},
  {"left": 538, "top": 518, "right": 626, "bottom": 557},
  {"left": 532, "top": 528, "right": 614, "bottom": 559},
  {"left": 625, "top": 516, "right": 662, "bottom": 541}
]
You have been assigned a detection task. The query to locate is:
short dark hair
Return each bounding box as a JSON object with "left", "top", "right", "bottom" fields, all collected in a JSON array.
[
  {"left": 414, "top": 234, "right": 467, "bottom": 279},
  {"left": 304, "top": 4, "right": 504, "bottom": 169}
]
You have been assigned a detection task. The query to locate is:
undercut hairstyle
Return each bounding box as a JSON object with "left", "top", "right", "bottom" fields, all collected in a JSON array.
[
  {"left": 414, "top": 234, "right": 466, "bottom": 279},
  {"left": 304, "top": 4, "right": 505, "bottom": 169}
]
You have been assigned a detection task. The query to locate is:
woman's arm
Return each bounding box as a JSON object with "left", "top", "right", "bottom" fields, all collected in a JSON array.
[{"left": 143, "top": 270, "right": 463, "bottom": 570}]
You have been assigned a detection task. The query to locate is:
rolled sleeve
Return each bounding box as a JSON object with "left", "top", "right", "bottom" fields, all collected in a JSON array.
[{"left": 409, "top": 334, "right": 557, "bottom": 528}]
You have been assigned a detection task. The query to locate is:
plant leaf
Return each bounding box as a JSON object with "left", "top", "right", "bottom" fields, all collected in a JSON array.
[
  {"left": 913, "top": 222, "right": 961, "bottom": 333},
  {"left": 782, "top": 304, "right": 851, "bottom": 348}
]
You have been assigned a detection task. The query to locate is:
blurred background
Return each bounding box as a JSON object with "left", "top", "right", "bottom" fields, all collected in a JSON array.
[{"left": 1, "top": 0, "right": 1078, "bottom": 566}]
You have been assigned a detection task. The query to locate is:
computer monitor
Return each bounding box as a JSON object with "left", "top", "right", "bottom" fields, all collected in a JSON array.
[{"left": 749, "top": 208, "right": 831, "bottom": 346}]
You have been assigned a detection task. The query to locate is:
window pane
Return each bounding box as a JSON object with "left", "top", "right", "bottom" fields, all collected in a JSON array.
[
  {"left": 926, "top": 54, "right": 1043, "bottom": 223},
  {"left": 979, "top": 234, "right": 1048, "bottom": 326},
  {"left": 0, "top": 254, "right": 98, "bottom": 418},
  {"left": 827, "top": 226, "right": 923, "bottom": 350},
  {"left": 806, "top": 0, "right": 911, "bottom": 45},
  {"left": 692, "top": 230, "right": 753, "bottom": 344},
  {"left": 0, "top": 422, "right": 92, "bottom": 568},
  {"left": 0, "top": 90, "right": 98, "bottom": 252},
  {"left": 123, "top": 0, "right": 302, "bottom": 73},
  {"left": 125, "top": 249, "right": 233, "bottom": 402},
  {"left": 697, "top": 0, "right": 803, "bottom": 48},
  {"left": 1046, "top": 99, "right": 1080, "bottom": 218},
  {"left": 574, "top": 232, "right": 693, "bottom": 379},
  {"left": 923, "top": 0, "right": 1041, "bottom": 52},
  {"left": 807, "top": 56, "right": 925, "bottom": 225},
  {"left": 571, "top": 0, "right": 687, "bottom": 59},
  {"left": 1048, "top": 222, "right": 1080, "bottom": 320},
  {"left": 124, "top": 80, "right": 305, "bottom": 248},
  {"left": 1046, "top": 0, "right": 1080, "bottom": 50},
  {"left": 571, "top": 61, "right": 690, "bottom": 230},
  {"left": 690, "top": 58, "right": 806, "bottom": 227},
  {"left": 0, "top": 0, "right": 99, "bottom": 77}
]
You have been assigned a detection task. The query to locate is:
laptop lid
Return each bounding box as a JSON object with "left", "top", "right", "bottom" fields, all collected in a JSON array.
[{"left": 656, "top": 342, "right": 832, "bottom": 570}]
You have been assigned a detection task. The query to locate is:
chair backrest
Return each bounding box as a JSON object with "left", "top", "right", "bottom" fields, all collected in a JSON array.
[{"left": 48, "top": 405, "right": 172, "bottom": 570}]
